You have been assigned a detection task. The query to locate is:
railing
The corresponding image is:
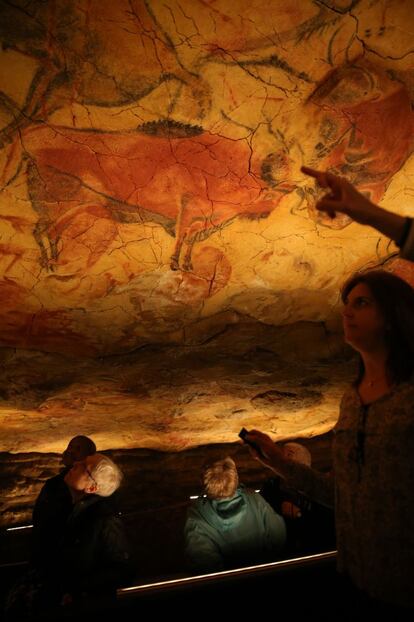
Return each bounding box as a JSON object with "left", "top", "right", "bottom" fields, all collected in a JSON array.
[{"left": 117, "top": 550, "right": 337, "bottom": 599}]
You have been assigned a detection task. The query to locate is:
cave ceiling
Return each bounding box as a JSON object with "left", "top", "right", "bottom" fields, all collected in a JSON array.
[{"left": 0, "top": 0, "right": 414, "bottom": 452}]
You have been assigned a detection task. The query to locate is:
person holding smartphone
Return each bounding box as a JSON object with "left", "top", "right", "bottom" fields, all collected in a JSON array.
[{"left": 242, "top": 269, "right": 414, "bottom": 612}]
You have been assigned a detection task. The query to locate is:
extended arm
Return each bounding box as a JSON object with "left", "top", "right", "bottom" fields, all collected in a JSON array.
[
  {"left": 245, "top": 430, "right": 334, "bottom": 509},
  {"left": 301, "top": 166, "right": 413, "bottom": 261}
]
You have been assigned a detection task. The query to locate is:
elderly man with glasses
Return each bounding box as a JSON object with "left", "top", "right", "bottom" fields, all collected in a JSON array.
[{"left": 8, "top": 452, "right": 131, "bottom": 619}]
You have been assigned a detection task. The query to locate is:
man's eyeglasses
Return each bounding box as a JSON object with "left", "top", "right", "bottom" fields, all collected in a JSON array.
[{"left": 78, "top": 462, "right": 97, "bottom": 487}]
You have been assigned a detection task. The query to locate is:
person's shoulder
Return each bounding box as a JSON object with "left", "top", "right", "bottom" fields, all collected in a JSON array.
[
  {"left": 186, "top": 497, "right": 206, "bottom": 519},
  {"left": 243, "top": 488, "right": 269, "bottom": 509},
  {"left": 38, "top": 470, "right": 68, "bottom": 495},
  {"left": 185, "top": 498, "right": 218, "bottom": 532},
  {"left": 185, "top": 502, "right": 209, "bottom": 535},
  {"left": 241, "top": 486, "right": 255, "bottom": 499},
  {"left": 48, "top": 469, "right": 67, "bottom": 483},
  {"left": 91, "top": 494, "right": 119, "bottom": 515}
]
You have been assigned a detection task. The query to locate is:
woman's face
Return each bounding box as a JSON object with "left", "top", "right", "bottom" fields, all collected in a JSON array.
[{"left": 342, "top": 282, "right": 387, "bottom": 352}]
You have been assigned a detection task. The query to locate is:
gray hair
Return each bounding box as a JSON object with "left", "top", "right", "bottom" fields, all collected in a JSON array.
[{"left": 91, "top": 454, "right": 123, "bottom": 497}]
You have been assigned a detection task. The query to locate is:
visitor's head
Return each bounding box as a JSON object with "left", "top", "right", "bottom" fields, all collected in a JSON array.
[
  {"left": 64, "top": 453, "right": 122, "bottom": 497},
  {"left": 203, "top": 457, "right": 239, "bottom": 499},
  {"left": 62, "top": 435, "right": 96, "bottom": 467},
  {"left": 283, "top": 442, "right": 311, "bottom": 466},
  {"left": 341, "top": 270, "right": 414, "bottom": 383}
]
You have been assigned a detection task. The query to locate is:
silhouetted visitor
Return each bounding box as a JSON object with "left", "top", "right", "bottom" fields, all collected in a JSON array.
[
  {"left": 261, "top": 442, "right": 335, "bottom": 555},
  {"left": 6, "top": 453, "right": 130, "bottom": 619}
]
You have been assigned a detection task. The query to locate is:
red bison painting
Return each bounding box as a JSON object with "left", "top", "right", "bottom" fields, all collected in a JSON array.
[
  {"left": 301, "top": 61, "right": 414, "bottom": 228},
  {"left": 20, "top": 121, "right": 293, "bottom": 271}
]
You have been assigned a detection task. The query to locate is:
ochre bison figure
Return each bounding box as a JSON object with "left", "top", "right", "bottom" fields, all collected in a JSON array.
[
  {"left": 19, "top": 121, "right": 293, "bottom": 271},
  {"left": 300, "top": 61, "right": 414, "bottom": 229}
]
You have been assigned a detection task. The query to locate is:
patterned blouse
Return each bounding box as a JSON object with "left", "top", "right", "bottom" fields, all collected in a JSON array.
[
  {"left": 333, "top": 379, "right": 414, "bottom": 607},
  {"left": 285, "top": 377, "right": 414, "bottom": 607}
]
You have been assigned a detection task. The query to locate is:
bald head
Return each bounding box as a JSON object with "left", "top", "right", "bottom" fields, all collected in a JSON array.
[{"left": 283, "top": 442, "right": 311, "bottom": 466}]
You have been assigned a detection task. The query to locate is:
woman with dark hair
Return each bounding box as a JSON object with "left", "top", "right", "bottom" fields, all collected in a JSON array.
[
  {"left": 341, "top": 270, "right": 414, "bottom": 387},
  {"left": 244, "top": 270, "right": 414, "bottom": 610}
]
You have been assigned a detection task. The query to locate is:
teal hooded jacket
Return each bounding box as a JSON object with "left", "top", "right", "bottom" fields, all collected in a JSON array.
[{"left": 185, "top": 486, "right": 286, "bottom": 572}]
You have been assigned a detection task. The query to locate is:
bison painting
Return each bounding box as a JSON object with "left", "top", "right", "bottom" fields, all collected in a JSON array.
[
  {"left": 20, "top": 121, "right": 293, "bottom": 271},
  {"left": 299, "top": 60, "right": 414, "bottom": 228}
]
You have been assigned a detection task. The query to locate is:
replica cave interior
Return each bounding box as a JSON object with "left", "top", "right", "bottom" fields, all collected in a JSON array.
[{"left": 0, "top": 0, "right": 414, "bottom": 608}]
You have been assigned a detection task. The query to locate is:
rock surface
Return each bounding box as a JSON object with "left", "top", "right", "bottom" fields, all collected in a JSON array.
[
  {"left": 0, "top": 1, "right": 413, "bottom": 355},
  {"left": 0, "top": 331, "right": 354, "bottom": 455}
]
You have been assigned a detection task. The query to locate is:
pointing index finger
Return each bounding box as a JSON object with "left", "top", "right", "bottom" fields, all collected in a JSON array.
[{"left": 300, "top": 166, "right": 328, "bottom": 188}]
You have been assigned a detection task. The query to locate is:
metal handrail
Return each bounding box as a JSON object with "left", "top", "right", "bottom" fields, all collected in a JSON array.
[{"left": 117, "top": 550, "right": 337, "bottom": 598}]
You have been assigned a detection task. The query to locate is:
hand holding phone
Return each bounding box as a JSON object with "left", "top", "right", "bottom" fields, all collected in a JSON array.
[{"left": 239, "top": 428, "right": 267, "bottom": 460}]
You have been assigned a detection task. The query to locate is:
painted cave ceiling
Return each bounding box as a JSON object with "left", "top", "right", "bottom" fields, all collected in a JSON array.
[{"left": 0, "top": 0, "right": 414, "bottom": 453}]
